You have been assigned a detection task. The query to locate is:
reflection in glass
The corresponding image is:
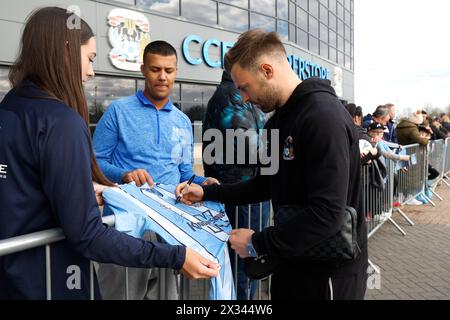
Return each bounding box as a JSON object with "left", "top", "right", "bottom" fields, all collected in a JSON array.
[
  {"left": 277, "top": 20, "right": 289, "bottom": 41},
  {"left": 136, "top": 0, "right": 180, "bottom": 16},
  {"left": 180, "top": 83, "right": 216, "bottom": 122},
  {"left": 277, "top": 0, "right": 288, "bottom": 19},
  {"left": 221, "top": 0, "right": 248, "bottom": 8},
  {"left": 85, "top": 76, "right": 136, "bottom": 125},
  {"left": 219, "top": 4, "right": 248, "bottom": 32},
  {"left": 250, "top": 0, "right": 275, "bottom": 16},
  {"left": 250, "top": 13, "right": 276, "bottom": 32},
  {"left": 181, "top": 0, "right": 217, "bottom": 25},
  {"left": 0, "top": 67, "right": 11, "bottom": 101},
  {"left": 337, "top": 35, "right": 344, "bottom": 52}
]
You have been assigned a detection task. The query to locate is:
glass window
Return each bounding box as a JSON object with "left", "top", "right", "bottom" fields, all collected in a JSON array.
[
  {"left": 114, "top": 0, "right": 135, "bottom": 4},
  {"left": 289, "top": 23, "right": 296, "bottom": 42},
  {"left": 337, "top": 2, "right": 344, "bottom": 20},
  {"left": 85, "top": 76, "right": 136, "bottom": 126},
  {"left": 277, "top": 19, "right": 289, "bottom": 41},
  {"left": 329, "top": 47, "right": 337, "bottom": 63},
  {"left": 337, "top": 18, "right": 344, "bottom": 37},
  {"left": 337, "top": 34, "right": 344, "bottom": 52},
  {"left": 344, "top": 0, "right": 351, "bottom": 10},
  {"left": 308, "top": 16, "right": 319, "bottom": 37},
  {"left": 329, "top": 13, "right": 336, "bottom": 30},
  {"left": 219, "top": 4, "right": 249, "bottom": 32},
  {"left": 180, "top": 83, "right": 216, "bottom": 122},
  {"left": 320, "top": 41, "right": 328, "bottom": 59},
  {"left": 277, "top": 0, "right": 288, "bottom": 19},
  {"left": 308, "top": 35, "right": 319, "bottom": 54},
  {"left": 221, "top": 0, "right": 248, "bottom": 8},
  {"left": 296, "top": 7, "right": 308, "bottom": 31},
  {"left": 308, "top": 0, "right": 319, "bottom": 18},
  {"left": 345, "top": 39, "right": 351, "bottom": 56},
  {"left": 181, "top": 0, "right": 217, "bottom": 25},
  {"left": 329, "top": 30, "right": 337, "bottom": 47},
  {"left": 345, "top": 25, "right": 350, "bottom": 41},
  {"left": 289, "top": 1, "right": 296, "bottom": 24},
  {"left": 296, "top": 28, "right": 308, "bottom": 47},
  {"left": 345, "top": 9, "right": 350, "bottom": 25},
  {"left": 250, "top": 12, "right": 276, "bottom": 32},
  {"left": 0, "top": 67, "right": 11, "bottom": 101},
  {"left": 297, "top": 0, "right": 308, "bottom": 10},
  {"left": 250, "top": 0, "right": 275, "bottom": 16},
  {"left": 319, "top": 23, "right": 328, "bottom": 41},
  {"left": 136, "top": 0, "right": 180, "bottom": 16},
  {"left": 319, "top": 4, "right": 328, "bottom": 24},
  {"left": 328, "top": 0, "right": 336, "bottom": 13}
]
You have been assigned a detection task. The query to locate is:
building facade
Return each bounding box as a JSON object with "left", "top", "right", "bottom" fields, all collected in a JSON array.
[{"left": 0, "top": 0, "right": 354, "bottom": 132}]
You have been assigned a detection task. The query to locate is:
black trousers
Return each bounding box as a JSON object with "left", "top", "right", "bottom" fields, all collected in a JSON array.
[{"left": 271, "top": 264, "right": 368, "bottom": 300}]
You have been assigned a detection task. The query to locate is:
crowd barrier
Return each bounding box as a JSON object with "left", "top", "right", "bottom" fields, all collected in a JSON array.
[{"left": 1, "top": 140, "right": 449, "bottom": 300}]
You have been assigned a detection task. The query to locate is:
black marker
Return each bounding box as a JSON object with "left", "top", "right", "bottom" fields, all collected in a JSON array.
[{"left": 175, "top": 174, "right": 195, "bottom": 204}]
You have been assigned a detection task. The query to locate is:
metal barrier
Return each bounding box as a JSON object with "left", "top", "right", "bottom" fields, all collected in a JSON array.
[
  {"left": 443, "top": 138, "right": 450, "bottom": 187},
  {"left": 427, "top": 139, "right": 447, "bottom": 202},
  {"left": 0, "top": 215, "right": 115, "bottom": 300}
]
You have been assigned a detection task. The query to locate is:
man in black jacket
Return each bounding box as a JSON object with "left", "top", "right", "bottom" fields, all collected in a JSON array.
[{"left": 176, "top": 29, "right": 368, "bottom": 300}]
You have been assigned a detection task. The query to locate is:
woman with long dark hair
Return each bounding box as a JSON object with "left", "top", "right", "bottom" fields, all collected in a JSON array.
[{"left": 0, "top": 7, "right": 218, "bottom": 299}]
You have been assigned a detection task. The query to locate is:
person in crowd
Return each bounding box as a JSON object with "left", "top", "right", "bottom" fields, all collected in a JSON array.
[
  {"left": 396, "top": 110, "right": 428, "bottom": 146},
  {"left": 0, "top": 7, "right": 219, "bottom": 300},
  {"left": 344, "top": 103, "right": 378, "bottom": 164},
  {"left": 362, "top": 105, "right": 390, "bottom": 129},
  {"left": 366, "top": 123, "right": 410, "bottom": 162},
  {"left": 383, "top": 103, "right": 398, "bottom": 143},
  {"left": 203, "top": 69, "right": 270, "bottom": 300},
  {"left": 176, "top": 29, "right": 368, "bottom": 300},
  {"left": 93, "top": 40, "right": 219, "bottom": 300}
]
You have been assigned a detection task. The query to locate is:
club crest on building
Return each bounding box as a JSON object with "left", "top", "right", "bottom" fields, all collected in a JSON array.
[
  {"left": 283, "top": 136, "right": 295, "bottom": 160},
  {"left": 107, "top": 8, "right": 151, "bottom": 71}
]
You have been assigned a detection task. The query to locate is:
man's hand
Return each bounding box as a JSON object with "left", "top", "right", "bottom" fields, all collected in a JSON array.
[
  {"left": 180, "top": 248, "right": 220, "bottom": 279},
  {"left": 201, "top": 177, "right": 220, "bottom": 186},
  {"left": 93, "top": 182, "right": 111, "bottom": 206},
  {"left": 122, "top": 169, "right": 154, "bottom": 187},
  {"left": 175, "top": 182, "right": 204, "bottom": 205},
  {"left": 229, "top": 229, "right": 256, "bottom": 258}
]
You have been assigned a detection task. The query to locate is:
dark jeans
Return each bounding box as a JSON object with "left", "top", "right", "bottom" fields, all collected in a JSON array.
[{"left": 225, "top": 202, "right": 270, "bottom": 300}]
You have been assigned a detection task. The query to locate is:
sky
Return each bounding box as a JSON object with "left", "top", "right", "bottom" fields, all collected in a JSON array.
[{"left": 354, "top": 0, "right": 450, "bottom": 117}]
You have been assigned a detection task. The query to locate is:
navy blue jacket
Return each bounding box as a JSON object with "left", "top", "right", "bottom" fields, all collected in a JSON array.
[{"left": 0, "top": 82, "right": 185, "bottom": 299}]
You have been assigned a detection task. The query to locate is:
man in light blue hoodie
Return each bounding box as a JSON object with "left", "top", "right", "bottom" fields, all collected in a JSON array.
[{"left": 93, "top": 41, "right": 217, "bottom": 299}]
